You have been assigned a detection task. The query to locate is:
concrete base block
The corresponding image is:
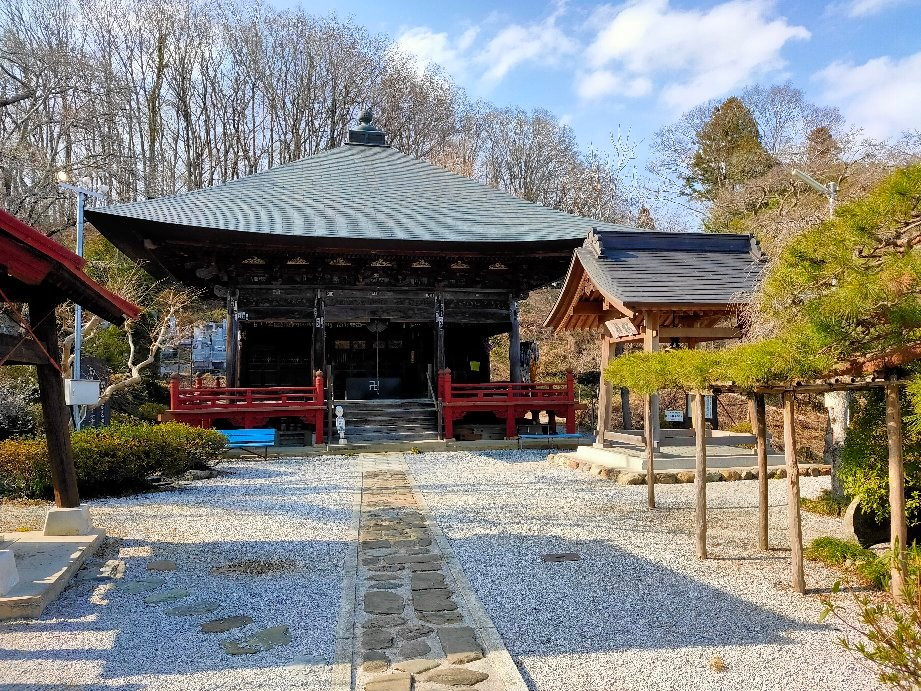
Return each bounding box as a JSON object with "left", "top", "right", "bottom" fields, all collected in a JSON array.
[
  {"left": 43, "top": 506, "right": 92, "bottom": 536},
  {"left": 0, "top": 551, "right": 18, "bottom": 595}
]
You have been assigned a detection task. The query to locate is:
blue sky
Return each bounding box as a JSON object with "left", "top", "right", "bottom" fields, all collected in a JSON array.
[{"left": 272, "top": 0, "right": 921, "bottom": 166}]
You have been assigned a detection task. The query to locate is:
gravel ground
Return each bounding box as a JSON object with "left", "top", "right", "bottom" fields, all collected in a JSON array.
[
  {"left": 0, "top": 456, "right": 358, "bottom": 691},
  {"left": 405, "top": 450, "right": 883, "bottom": 691}
]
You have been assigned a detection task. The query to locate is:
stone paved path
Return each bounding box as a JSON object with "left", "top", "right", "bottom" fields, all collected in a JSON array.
[{"left": 349, "top": 455, "right": 524, "bottom": 691}]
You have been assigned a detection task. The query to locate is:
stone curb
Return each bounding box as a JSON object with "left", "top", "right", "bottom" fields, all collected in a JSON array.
[
  {"left": 331, "top": 466, "right": 364, "bottom": 691},
  {"left": 548, "top": 453, "right": 831, "bottom": 485},
  {"left": 406, "top": 461, "right": 530, "bottom": 691}
]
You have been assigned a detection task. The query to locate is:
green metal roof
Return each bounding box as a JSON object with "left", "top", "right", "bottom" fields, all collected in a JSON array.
[{"left": 88, "top": 144, "right": 616, "bottom": 245}]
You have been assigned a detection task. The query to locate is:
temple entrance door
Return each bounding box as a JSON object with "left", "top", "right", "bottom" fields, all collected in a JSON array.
[
  {"left": 239, "top": 324, "right": 312, "bottom": 387},
  {"left": 328, "top": 321, "right": 433, "bottom": 399}
]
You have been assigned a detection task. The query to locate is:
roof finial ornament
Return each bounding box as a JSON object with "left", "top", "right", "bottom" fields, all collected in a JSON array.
[
  {"left": 358, "top": 108, "right": 373, "bottom": 127},
  {"left": 348, "top": 107, "right": 387, "bottom": 146}
]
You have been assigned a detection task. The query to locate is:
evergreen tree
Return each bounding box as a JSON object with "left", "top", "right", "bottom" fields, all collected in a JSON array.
[{"left": 687, "top": 97, "right": 775, "bottom": 201}]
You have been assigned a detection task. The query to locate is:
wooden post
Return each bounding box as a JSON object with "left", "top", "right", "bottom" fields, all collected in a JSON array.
[
  {"left": 509, "top": 297, "right": 521, "bottom": 383},
  {"left": 225, "top": 291, "right": 240, "bottom": 387},
  {"left": 643, "top": 312, "right": 660, "bottom": 447},
  {"left": 29, "top": 295, "right": 80, "bottom": 509},
  {"left": 616, "top": 343, "right": 632, "bottom": 429},
  {"left": 597, "top": 336, "right": 614, "bottom": 445},
  {"left": 645, "top": 393, "right": 655, "bottom": 508},
  {"left": 750, "top": 393, "right": 769, "bottom": 551},
  {"left": 435, "top": 294, "right": 445, "bottom": 374},
  {"left": 783, "top": 391, "right": 805, "bottom": 594},
  {"left": 442, "top": 369, "right": 453, "bottom": 439},
  {"left": 313, "top": 291, "right": 325, "bottom": 385},
  {"left": 886, "top": 377, "right": 907, "bottom": 598},
  {"left": 565, "top": 370, "right": 576, "bottom": 434},
  {"left": 694, "top": 392, "right": 707, "bottom": 559}
]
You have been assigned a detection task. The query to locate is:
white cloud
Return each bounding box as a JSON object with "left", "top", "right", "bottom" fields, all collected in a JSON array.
[
  {"left": 476, "top": 11, "right": 577, "bottom": 84},
  {"left": 394, "top": 26, "right": 479, "bottom": 78},
  {"left": 827, "top": 0, "right": 913, "bottom": 17},
  {"left": 577, "top": 0, "right": 809, "bottom": 111},
  {"left": 814, "top": 52, "right": 921, "bottom": 139}
]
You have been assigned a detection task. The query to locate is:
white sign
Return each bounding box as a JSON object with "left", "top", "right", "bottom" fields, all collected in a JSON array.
[
  {"left": 664, "top": 410, "right": 684, "bottom": 422},
  {"left": 64, "top": 379, "right": 100, "bottom": 406}
]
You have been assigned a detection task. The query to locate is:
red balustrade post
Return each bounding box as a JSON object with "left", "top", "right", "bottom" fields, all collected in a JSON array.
[
  {"left": 170, "top": 375, "right": 180, "bottom": 410},
  {"left": 441, "top": 369, "right": 453, "bottom": 440},
  {"left": 442, "top": 369, "right": 452, "bottom": 403},
  {"left": 566, "top": 370, "right": 576, "bottom": 434},
  {"left": 195, "top": 374, "right": 203, "bottom": 388}
]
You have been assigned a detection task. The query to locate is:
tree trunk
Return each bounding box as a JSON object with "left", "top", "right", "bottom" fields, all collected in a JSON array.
[{"left": 823, "top": 391, "right": 850, "bottom": 495}]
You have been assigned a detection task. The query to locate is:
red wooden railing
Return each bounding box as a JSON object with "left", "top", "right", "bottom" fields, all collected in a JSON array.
[
  {"left": 168, "top": 371, "right": 326, "bottom": 443},
  {"left": 437, "top": 369, "right": 579, "bottom": 439}
]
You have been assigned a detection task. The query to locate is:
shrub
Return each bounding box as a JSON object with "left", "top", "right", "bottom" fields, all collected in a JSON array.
[
  {"left": 801, "top": 489, "right": 850, "bottom": 517},
  {"left": 806, "top": 536, "right": 921, "bottom": 591},
  {"left": 137, "top": 402, "right": 168, "bottom": 422},
  {"left": 0, "top": 422, "right": 226, "bottom": 500}
]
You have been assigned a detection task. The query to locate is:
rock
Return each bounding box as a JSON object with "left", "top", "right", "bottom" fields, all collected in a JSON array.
[
  {"left": 165, "top": 601, "right": 221, "bottom": 616},
  {"left": 183, "top": 469, "right": 218, "bottom": 480},
  {"left": 362, "top": 540, "right": 392, "bottom": 550},
  {"left": 396, "top": 623, "right": 433, "bottom": 640},
  {"left": 222, "top": 625, "right": 291, "bottom": 655},
  {"left": 398, "top": 638, "right": 431, "bottom": 658},
  {"left": 384, "top": 553, "right": 441, "bottom": 565},
  {"left": 411, "top": 572, "right": 447, "bottom": 591},
  {"left": 394, "top": 658, "right": 440, "bottom": 674},
  {"left": 423, "top": 668, "right": 489, "bottom": 686},
  {"left": 601, "top": 468, "right": 621, "bottom": 480},
  {"left": 419, "top": 611, "right": 463, "bottom": 625},
  {"left": 369, "top": 565, "right": 403, "bottom": 573},
  {"left": 437, "top": 626, "right": 482, "bottom": 660},
  {"left": 145, "top": 588, "right": 190, "bottom": 604},
  {"left": 720, "top": 469, "right": 742, "bottom": 482},
  {"left": 773, "top": 467, "right": 787, "bottom": 479},
  {"left": 412, "top": 589, "right": 457, "bottom": 612},
  {"left": 361, "top": 651, "right": 390, "bottom": 673},
  {"left": 362, "top": 628, "right": 394, "bottom": 650},
  {"left": 705, "top": 471, "right": 722, "bottom": 482},
  {"left": 809, "top": 466, "right": 823, "bottom": 477},
  {"left": 675, "top": 471, "right": 696, "bottom": 483},
  {"left": 448, "top": 651, "right": 484, "bottom": 664},
  {"left": 202, "top": 615, "right": 253, "bottom": 633},
  {"left": 147, "top": 560, "right": 177, "bottom": 572},
  {"left": 655, "top": 473, "right": 678, "bottom": 484},
  {"left": 364, "top": 671, "right": 411, "bottom": 691},
  {"left": 372, "top": 581, "right": 402, "bottom": 590},
  {"left": 843, "top": 496, "right": 890, "bottom": 548},
  {"left": 122, "top": 577, "right": 165, "bottom": 594},
  {"left": 365, "top": 591, "right": 405, "bottom": 615},
  {"left": 370, "top": 573, "right": 401, "bottom": 581},
  {"left": 741, "top": 469, "right": 757, "bottom": 480},
  {"left": 362, "top": 615, "right": 407, "bottom": 628},
  {"left": 617, "top": 472, "right": 645, "bottom": 486}
]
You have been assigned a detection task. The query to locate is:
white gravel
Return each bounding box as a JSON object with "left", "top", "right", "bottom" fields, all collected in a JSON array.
[
  {"left": 0, "top": 456, "right": 358, "bottom": 691},
  {"left": 405, "top": 450, "right": 883, "bottom": 691}
]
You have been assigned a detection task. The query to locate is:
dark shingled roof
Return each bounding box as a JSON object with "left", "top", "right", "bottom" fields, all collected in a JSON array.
[
  {"left": 579, "top": 229, "right": 765, "bottom": 305},
  {"left": 87, "top": 144, "right": 619, "bottom": 245}
]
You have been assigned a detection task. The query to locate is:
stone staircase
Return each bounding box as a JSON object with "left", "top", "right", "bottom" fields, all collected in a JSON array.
[{"left": 334, "top": 399, "right": 439, "bottom": 443}]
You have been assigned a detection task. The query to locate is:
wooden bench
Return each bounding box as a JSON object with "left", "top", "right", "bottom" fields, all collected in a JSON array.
[
  {"left": 219, "top": 428, "right": 276, "bottom": 459},
  {"left": 518, "top": 433, "right": 583, "bottom": 449}
]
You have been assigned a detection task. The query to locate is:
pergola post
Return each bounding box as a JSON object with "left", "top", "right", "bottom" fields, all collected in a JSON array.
[
  {"left": 694, "top": 392, "right": 707, "bottom": 559},
  {"left": 597, "top": 336, "right": 614, "bottom": 445},
  {"left": 783, "top": 391, "right": 805, "bottom": 594},
  {"left": 749, "top": 393, "right": 769, "bottom": 550},
  {"left": 645, "top": 393, "right": 655, "bottom": 508},
  {"left": 29, "top": 295, "right": 80, "bottom": 509},
  {"left": 885, "top": 376, "right": 907, "bottom": 598}
]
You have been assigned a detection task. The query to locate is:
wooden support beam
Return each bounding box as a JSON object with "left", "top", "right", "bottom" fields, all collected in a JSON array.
[
  {"left": 509, "top": 298, "right": 521, "bottom": 383},
  {"left": 29, "top": 294, "right": 80, "bottom": 509},
  {"left": 616, "top": 343, "right": 632, "bottom": 429},
  {"left": 750, "top": 393, "right": 769, "bottom": 551},
  {"left": 886, "top": 377, "right": 907, "bottom": 598},
  {"left": 645, "top": 393, "right": 655, "bottom": 508},
  {"left": 783, "top": 391, "right": 805, "bottom": 594},
  {"left": 694, "top": 392, "right": 707, "bottom": 559},
  {"left": 226, "top": 292, "right": 240, "bottom": 387},
  {"left": 313, "top": 291, "right": 326, "bottom": 384},
  {"left": 0, "top": 333, "right": 45, "bottom": 365},
  {"left": 644, "top": 312, "right": 661, "bottom": 447},
  {"left": 658, "top": 327, "right": 742, "bottom": 339},
  {"left": 597, "top": 336, "right": 614, "bottom": 445}
]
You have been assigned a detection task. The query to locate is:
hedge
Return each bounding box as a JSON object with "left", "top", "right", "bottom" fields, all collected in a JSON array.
[{"left": 0, "top": 422, "right": 226, "bottom": 500}]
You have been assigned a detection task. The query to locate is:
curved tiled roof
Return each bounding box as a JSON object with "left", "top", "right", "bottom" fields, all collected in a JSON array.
[{"left": 88, "top": 144, "right": 616, "bottom": 244}]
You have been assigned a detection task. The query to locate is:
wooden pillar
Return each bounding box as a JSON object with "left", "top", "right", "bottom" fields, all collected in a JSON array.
[
  {"left": 225, "top": 291, "right": 240, "bottom": 387},
  {"left": 643, "top": 313, "right": 660, "bottom": 445},
  {"left": 783, "top": 391, "right": 805, "bottom": 594},
  {"left": 314, "top": 290, "right": 325, "bottom": 386},
  {"left": 750, "top": 393, "right": 769, "bottom": 551},
  {"left": 597, "top": 336, "right": 614, "bottom": 445},
  {"left": 509, "top": 297, "right": 521, "bottom": 383},
  {"left": 435, "top": 294, "right": 445, "bottom": 374},
  {"left": 886, "top": 378, "right": 907, "bottom": 598},
  {"left": 645, "top": 393, "right": 655, "bottom": 508},
  {"left": 615, "top": 343, "right": 632, "bottom": 429},
  {"left": 694, "top": 392, "right": 707, "bottom": 559},
  {"left": 29, "top": 295, "right": 80, "bottom": 509}
]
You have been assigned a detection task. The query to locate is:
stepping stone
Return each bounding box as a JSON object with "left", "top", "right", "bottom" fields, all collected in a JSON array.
[
  {"left": 411, "top": 572, "right": 446, "bottom": 591},
  {"left": 449, "top": 651, "right": 484, "bottom": 664},
  {"left": 394, "top": 658, "right": 440, "bottom": 674},
  {"left": 362, "top": 628, "right": 394, "bottom": 650},
  {"left": 398, "top": 638, "right": 430, "bottom": 658},
  {"left": 364, "top": 671, "right": 411, "bottom": 689},
  {"left": 122, "top": 577, "right": 165, "bottom": 594},
  {"left": 409, "top": 562, "right": 442, "bottom": 572},
  {"left": 397, "top": 623, "right": 433, "bottom": 640},
  {"left": 362, "top": 651, "right": 390, "bottom": 673},
  {"left": 372, "top": 581, "right": 401, "bottom": 589},
  {"left": 147, "top": 559, "right": 177, "bottom": 571},
  {"left": 384, "top": 554, "right": 440, "bottom": 565},
  {"left": 165, "top": 601, "right": 221, "bottom": 616},
  {"left": 364, "top": 591, "right": 404, "bottom": 615},
  {"left": 540, "top": 553, "right": 579, "bottom": 562},
  {"left": 145, "top": 588, "right": 190, "bottom": 604},
  {"left": 419, "top": 611, "right": 463, "bottom": 625},
  {"left": 222, "top": 625, "right": 292, "bottom": 655},
  {"left": 413, "top": 589, "right": 457, "bottom": 612},
  {"left": 437, "top": 627, "right": 483, "bottom": 663},
  {"left": 424, "top": 668, "right": 489, "bottom": 686},
  {"left": 202, "top": 615, "right": 253, "bottom": 633},
  {"left": 362, "top": 615, "right": 407, "bottom": 628}
]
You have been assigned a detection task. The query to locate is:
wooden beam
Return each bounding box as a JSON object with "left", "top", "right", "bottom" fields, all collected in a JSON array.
[
  {"left": 658, "top": 327, "right": 741, "bottom": 339},
  {"left": 886, "top": 377, "right": 907, "bottom": 599},
  {"left": 597, "top": 336, "right": 614, "bottom": 445},
  {"left": 0, "top": 332, "right": 45, "bottom": 365},
  {"left": 694, "top": 392, "right": 707, "bottom": 559},
  {"left": 617, "top": 343, "right": 632, "bottom": 429},
  {"left": 29, "top": 294, "right": 80, "bottom": 509},
  {"left": 509, "top": 298, "right": 521, "bottom": 383},
  {"left": 750, "top": 393, "right": 769, "bottom": 551},
  {"left": 783, "top": 391, "right": 805, "bottom": 594},
  {"left": 645, "top": 393, "right": 655, "bottom": 508},
  {"left": 572, "top": 302, "right": 604, "bottom": 315}
]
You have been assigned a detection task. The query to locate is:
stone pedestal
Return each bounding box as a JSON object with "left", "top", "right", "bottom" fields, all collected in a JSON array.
[
  {"left": 0, "top": 551, "right": 18, "bottom": 595},
  {"left": 43, "top": 506, "right": 92, "bottom": 536}
]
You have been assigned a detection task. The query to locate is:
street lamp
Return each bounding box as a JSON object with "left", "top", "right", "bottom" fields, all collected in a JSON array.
[
  {"left": 792, "top": 168, "right": 837, "bottom": 219},
  {"left": 57, "top": 172, "right": 108, "bottom": 430}
]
